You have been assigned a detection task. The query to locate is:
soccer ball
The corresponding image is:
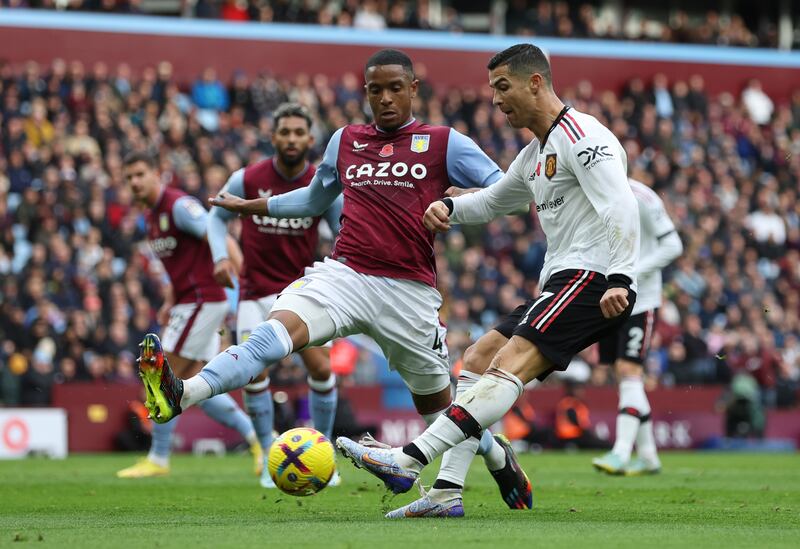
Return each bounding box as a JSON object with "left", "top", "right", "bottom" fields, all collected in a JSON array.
[{"left": 267, "top": 427, "right": 336, "bottom": 496}]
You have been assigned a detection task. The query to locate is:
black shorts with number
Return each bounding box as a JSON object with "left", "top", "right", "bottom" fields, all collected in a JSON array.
[
  {"left": 598, "top": 309, "right": 657, "bottom": 366},
  {"left": 493, "top": 269, "right": 635, "bottom": 379}
]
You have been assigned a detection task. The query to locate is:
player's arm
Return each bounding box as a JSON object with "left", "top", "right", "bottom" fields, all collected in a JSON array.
[
  {"left": 637, "top": 197, "right": 683, "bottom": 275},
  {"left": 424, "top": 147, "right": 534, "bottom": 232},
  {"left": 208, "top": 169, "right": 245, "bottom": 288},
  {"left": 210, "top": 128, "right": 344, "bottom": 218},
  {"left": 567, "top": 136, "right": 640, "bottom": 318}
]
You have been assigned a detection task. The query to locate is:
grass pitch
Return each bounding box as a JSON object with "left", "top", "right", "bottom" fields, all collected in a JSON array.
[{"left": 1, "top": 452, "right": 798, "bottom": 548}]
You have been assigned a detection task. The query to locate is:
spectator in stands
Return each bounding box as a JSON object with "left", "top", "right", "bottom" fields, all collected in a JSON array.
[
  {"left": 742, "top": 79, "right": 774, "bottom": 125},
  {"left": 353, "top": 0, "right": 386, "bottom": 31}
]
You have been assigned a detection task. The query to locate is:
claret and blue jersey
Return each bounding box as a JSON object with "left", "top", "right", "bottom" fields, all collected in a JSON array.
[{"left": 268, "top": 118, "right": 503, "bottom": 287}]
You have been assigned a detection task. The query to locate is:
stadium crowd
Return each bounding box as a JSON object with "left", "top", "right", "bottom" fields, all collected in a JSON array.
[
  {"left": 0, "top": 57, "right": 798, "bottom": 410},
  {"left": 4, "top": 0, "right": 786, "bottom": 49}
]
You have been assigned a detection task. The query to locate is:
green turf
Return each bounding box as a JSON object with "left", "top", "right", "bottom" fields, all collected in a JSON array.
[{"left": 1, "top": 452, "right": 798, "bottom": 548}]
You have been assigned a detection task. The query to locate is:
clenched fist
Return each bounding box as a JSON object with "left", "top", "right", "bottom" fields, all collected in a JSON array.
[
  {"left": 423, "top": 201, "right": 452, "bottom": 233},
  {"left": 600, "top": 287, "right": 629, "bottom": 319}
]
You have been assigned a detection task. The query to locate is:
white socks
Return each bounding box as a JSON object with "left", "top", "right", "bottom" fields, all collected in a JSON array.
[
  {"left": 612, "top": 377, "right": 653, "bottom": 463},
  {"left": 636, "top": 418, "right": 660, "bottom": 465},
  {"left": 411, "top": 369, "right": 524, "bottom": 464},
  {"left": 436, "top": 371, "right": 508, "bottom": 487},
  {"left": 181, "top": 375, "right": 213, "bottom": 409}
]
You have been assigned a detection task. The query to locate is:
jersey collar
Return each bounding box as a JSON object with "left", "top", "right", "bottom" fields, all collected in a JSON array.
[
  {"left": 540, "top": 106, "right": 570, "bottom": 152},
  {"left": 375, "top": 117, "right": 416, "bottom": 133}
]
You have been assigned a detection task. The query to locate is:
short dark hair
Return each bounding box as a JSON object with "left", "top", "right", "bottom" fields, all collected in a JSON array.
[
  {"left": 365, "top": 49, "right": 414, "bottom": 78},
  {"left": 273, "top": 102, "right": 312, "bottom": 130},
  {"left": 123, "top": 151, "right": 157, "bottom": 169},
  {"left": 487, "top": 43, "right": 552, "bottom": 86}
]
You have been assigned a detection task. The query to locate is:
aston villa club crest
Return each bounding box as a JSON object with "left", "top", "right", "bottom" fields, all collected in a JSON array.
[
  {"left": 159, "top": 213, "right": 169, "bottom": 231},
  {"left": 410, "top": 134, "right": 430, "bottom": 154},
  {"left": 379, "top": 143, "right": 394, "bottom": 158},
  {"left": 545, "top": 154, "right": 557, "bottom": 179}
]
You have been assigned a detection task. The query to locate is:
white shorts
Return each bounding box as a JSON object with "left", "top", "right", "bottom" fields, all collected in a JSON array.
[
  {"left": 237, "top": 294, "right": 278, "bottom": 343},
  {"left": 275, "top": 257, "right": 450, "bottom": 395},
  {"left": 161, "top": 301, "right": 229, "bottom": 362}
]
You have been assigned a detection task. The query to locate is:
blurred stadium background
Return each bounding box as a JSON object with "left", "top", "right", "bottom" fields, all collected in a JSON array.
[{"left": 0, "top": 0, "right": 799, "bottom": 459}]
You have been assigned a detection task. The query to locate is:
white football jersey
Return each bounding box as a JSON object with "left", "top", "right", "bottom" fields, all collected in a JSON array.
[
  {"left": 629, "top": 179, "right": 681, "bottom": 315},
  {"left": 451, "top": 107, "right": 640, "bottom": 290}
]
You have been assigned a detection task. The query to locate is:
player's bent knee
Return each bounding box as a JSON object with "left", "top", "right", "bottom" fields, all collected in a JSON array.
[
  {"left": 271, "top": 294, "right": 335, "bottom": 349},
  {"left": 462, "top": 330, "right": 508, "bottom": 375},
  {"left": 615, "top": 358, "right": 643, "bottom": 379},
  {"left": 491, "top": 336, "right": 553, "bottom": 384}
]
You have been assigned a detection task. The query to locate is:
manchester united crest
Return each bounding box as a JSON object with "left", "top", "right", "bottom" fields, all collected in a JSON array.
[{"left": 545, "top": 154, "right": 557, "bottom": 179}]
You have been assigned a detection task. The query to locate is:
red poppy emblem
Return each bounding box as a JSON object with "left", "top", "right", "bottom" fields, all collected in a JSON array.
[{"left": 379, "top": 144, "right": 394, "bottom": 158}]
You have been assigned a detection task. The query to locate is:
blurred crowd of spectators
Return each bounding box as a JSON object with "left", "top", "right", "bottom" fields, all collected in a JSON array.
[
  {"left": 0, "top": 56, "right": 798, "bottom": 411},
  {"left": 4, "top": 0, "right": 788, "bottom": 48}
]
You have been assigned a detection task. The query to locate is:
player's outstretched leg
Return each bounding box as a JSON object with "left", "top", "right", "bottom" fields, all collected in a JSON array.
[{"left": 137, "top": 333, "right": 184, "bottom": 423}]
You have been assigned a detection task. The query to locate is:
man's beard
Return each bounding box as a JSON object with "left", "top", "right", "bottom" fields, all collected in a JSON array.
[{"left": 278, "top": 151, "right": 304, "bottom": 167}]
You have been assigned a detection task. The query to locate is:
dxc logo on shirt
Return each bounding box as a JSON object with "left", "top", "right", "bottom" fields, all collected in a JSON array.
[
  {"left": 344, "top": 161, "right": 428, "bottom": 180},
  {"left": 577, "top": 145, "right": 613, "bottom": 169}
]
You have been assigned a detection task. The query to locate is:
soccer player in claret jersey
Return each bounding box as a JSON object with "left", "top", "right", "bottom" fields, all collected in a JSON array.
[
  {"left": 133, "top": 49, "right": 532, "bottom": 515},
  {"left": 117, "top": 152, "right": 260, "bottom": 479},
  {"left": 336, "top": 43, "right": 642, "bottom": 516},
  {"left": 592, "top": 178, "right": 682, "bottom": 476},
  {"left": 207, "top": 103, "right": 343, "bottom": 488}
]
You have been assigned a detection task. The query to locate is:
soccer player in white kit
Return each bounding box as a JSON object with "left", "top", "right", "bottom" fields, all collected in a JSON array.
[
  {"left": 336, "top": 43, "right": 642, "bottom": 515},
  {"left": 592, "top": 178, "right": 683, "bottom": 475}
]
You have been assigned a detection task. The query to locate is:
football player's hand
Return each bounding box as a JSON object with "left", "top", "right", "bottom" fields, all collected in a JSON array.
[
  {"left": 213, "top": 259, "right": 236, "bottom": 289},
  {"left": 423, "top": 201, "right": 451, "bottom": 233},
  {"left": 600, "top": 287, "right": 629, "bottom": 319},
  {"left": 209, "top": 192, "right": 247, "bottom": 213},
  {"left": 444, "top": 186, "right": 480, "bottom": 198}
]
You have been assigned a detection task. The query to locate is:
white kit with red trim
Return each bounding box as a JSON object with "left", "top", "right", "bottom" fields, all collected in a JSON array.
[{"left": 448, "top": 107, "right": 640, "bottom": 289}]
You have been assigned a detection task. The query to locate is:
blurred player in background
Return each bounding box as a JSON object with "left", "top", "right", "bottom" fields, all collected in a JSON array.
[
  {"left": 337, "top": 43, "right": 641, "bottom": 517},
  {"left": 207, "top": 103, "right": 343, "bottom": 488},
  {"left": 135, "top": 49, "right": 531, "bottom": 513},
  {"left": 592, "top": 178, "right": 683, "bottom": 476},
  {"left": 117, "top": 152, "right": 260, "bottom": 479}
]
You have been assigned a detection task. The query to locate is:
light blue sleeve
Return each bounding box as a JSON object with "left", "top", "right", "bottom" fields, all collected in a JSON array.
[
  {"left": 446, "top": 128, "right": 504, "bottom": 188},
  {"left": 322, "top": 194, "right": 344, "bottom": 235},
  {"left": 173, "top": 196, "right": 209, "bottom": 239},
  {"left": 268, "top": 127, "right": 344, "bottom": 217},
  {"left": 207, "top": 169, "right": 244, "bottom": 263}
]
